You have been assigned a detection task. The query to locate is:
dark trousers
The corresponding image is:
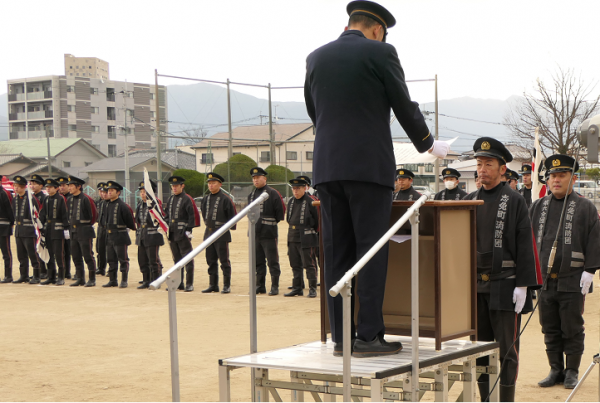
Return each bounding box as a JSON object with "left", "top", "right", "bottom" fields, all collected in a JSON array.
[
  {"left": 47, "top": 238, "right": 65, "bottom": 279},
  {"left": 71, "top": 237, "right": 96, "bottom": 274},
  {"left": 539, "top": 279, "right": 585, "bottom": 355},
  {"left": 96, "top": 227, "right": 107, "bottom": 272},
  {"left": 476, "top": 293, "right": 521, "bottom": 386},
  {"left": 15, "top": 236, "right": 40, "bottom": 278},
  {"left": 138, "top": 239, "right": 160, "bottom": 278},
  {"left": 318, "top": 180, "right": 392, "bottom": 343},
  {"left": 206, "top": 241, "right": 231, "bottom": 277},
  {"left": 169, "top": 237, "right": 194, "bottom": 277},
  {"left": 288, "top": 242, "right": 317, "bottom": 285},
  {"left": 106, "top": 242, "right": 129, "bottom": 273},
  {"left": 64, "top": 238, "right": 71, "bottom": 275},
  {"left": 256, "top": 237, "right": 280, "bottom": 281},
  {"left": 0, "top": 235, "right": 12, "bottom": 279}
]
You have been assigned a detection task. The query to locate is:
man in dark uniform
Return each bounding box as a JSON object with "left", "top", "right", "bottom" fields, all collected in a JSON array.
[
  {"left": 506, "top": 169, "right": 519, "bottom": 191},
  {"left": 434, "top": 168, "right": 467, "bottom": 200},
  {"left": 11, "top": 176, "right": 41, "bottom": 284},
  {"left": 463, "top": 137, "right": 541, "bottom": 401},
  {"left": 530, "top": 155, "right": 599, "bottom": 389},
  {"left": 95, "top": 182, "right": 108, "bottom": 276},
  {"left": 67, "top": 175, "right": 97, "bottom": 287},
  {"left": 284, "top": 177, "right": 319, "bottom": 298},
  {"left": 135, "top": 180, "right": 165, "bottom": 289},
  {"left": 304, "top": 0, "right": 450, "bottom": 358},
  {"left": 519, "top": 165, "right": 533, "bottom": 208},
  {"left": 393, "top": 169, "right": 421, "bottom": 201},
  {"left": 30, "top": 174, "right": 50, "bottom": 280},
  {"left": 164, "top": 175, "right": 200, "bottom": 292},
  {"left": 200, "top": 172, "right": 237, "bottom": 294},
  {"left": 247, "top": 167, "right": 286, "bottom": 295},
  {"left": 57, "top": 177, "right": 73, "bottom": 279},
  {"left": 101, "top": 181, "right": 136, "bottom": 288},
  {"left": 39, "top": 178, "right": 69, "bottom": 285},
  {"left": 298, "top": 175, "right": 318, "bottom": 199},
  {"left": 0, "top": 175, "right": 15, "bottom": 283}
]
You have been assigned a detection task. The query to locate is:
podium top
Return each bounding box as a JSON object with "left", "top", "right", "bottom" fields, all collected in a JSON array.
[{"left": 312, "top": 200, "right": 484, "bottom": 207}]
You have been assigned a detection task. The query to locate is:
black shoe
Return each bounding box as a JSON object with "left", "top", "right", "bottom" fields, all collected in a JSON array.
[
  {"left": 564, "top": 369, "right": 578, "bottom": 389},
  {"left": 56, "top": 278, "right": 65, "bottom": 286},
  {"left": 221, "top": 285, "right": 231, "bottom": 294},
  {"left": 307, "top": 288, "right": 317, "bottom": 298},
  {"left": 12, "top": 276, "right": 29, "bottom": 284},
  {"left": 84, "top": 280, "right": 96, "bottom": 287},
  {"left": 70, "top": 278, "right": 85, "bottom": 286},
  {"left": 29, "top": 277, "right": 40, "bottom": 284},
  {"left": 177, "top": 283, "right": 185, "bottom": 290},
  {"left": 201, "top": 285, "right": 219, "bottom": 293},
  {"left": 538, "top": 369, "right": 565, "bottom": 387},
  {"left": 102, "top": 280, "right": 119, "bottom": 287},
  {"left": 184, "top": 284, "right": 194, "bottom": 292},
  {"left": 284, "top": 288, "right": 303, "bottom": 297},
  {"left": 333, "top": 341, "right": 355, "bottom": 357},
  {"left": 268, "top": 286, "right": 279, "bottom": 296},
  {"left": 41, "top": 278, "right": 56, "bottom": 285},
  {"left": 352, "top": 336, "right": 402, "bottom": 358},
  {"left": 137, "top": 282, "right": 150, "bottom": 289},
  {"left": 256, "top": 286, "right": 267, "bottom": 294},
  {"left": 0, "top": 277, "right": 13, "bottom": 283},
  {"left": 40, "top": 273, "right": 48, "bottom": 280}
]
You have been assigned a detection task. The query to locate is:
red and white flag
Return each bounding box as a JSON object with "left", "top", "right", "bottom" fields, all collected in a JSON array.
[
  {"left": 531, "top": 127, "right": 547, "bottom": 202},
  {"left": 143, "top": 168, "right": 168, "bottom": 235}
]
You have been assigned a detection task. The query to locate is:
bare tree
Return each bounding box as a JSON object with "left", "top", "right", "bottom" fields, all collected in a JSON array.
[
  {"left": 179, "top": 126, "right": 207, "bottom": 146},
  {"left": 504, "top": 67, "right": 600, "bottom": 155}
]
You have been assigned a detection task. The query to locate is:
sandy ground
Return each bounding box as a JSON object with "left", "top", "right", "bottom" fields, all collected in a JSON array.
[{"left": 1, "top": 219, "right": 599, "bottom": 402}]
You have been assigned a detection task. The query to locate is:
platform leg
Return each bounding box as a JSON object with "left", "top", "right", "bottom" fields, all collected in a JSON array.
[
  {"left": 488, "top": 351, "right": 500, "bottom": 402},
  {"left": 371, "top": 379, "right": 384, "bottom": 402},
  {"left": 323, "top": 382, "right": 336, "bottom": 402},
  {"left": 434, "top": 367, "right": 448, "bottom": 402},
  {"left": 462, "top": 359, "right": 477, "bottom": 402},
  {"left": 291, "top": 375, "right": 304, "bottom": 402},
  {"left": 255, "top": 368, "right": 270, "bottom": 402},
  {"left": 219, "top": 364, "right": 231, "bottom": 402}
]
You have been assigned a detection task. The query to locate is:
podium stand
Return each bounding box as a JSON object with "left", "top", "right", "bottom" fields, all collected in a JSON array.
[{"left": 318, "top": 200, "right": 482, "bottom": 350}]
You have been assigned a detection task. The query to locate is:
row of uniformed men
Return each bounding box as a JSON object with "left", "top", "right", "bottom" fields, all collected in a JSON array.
[
  {"left": 392, "top": 137, "right": 598, "bottom": 396},
  {"left": 0, "top": 167, "right": 320, "bottom": 297}
]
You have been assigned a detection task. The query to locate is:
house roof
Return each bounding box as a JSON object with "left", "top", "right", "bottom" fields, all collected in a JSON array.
[
  {"left": 190, "top": 123, "right": 314, "bottom": 149},
  {"left": 128, "top": 149, "right": 196, "bottom": 170},
  {"left": 0, "top": 153, "right": 36, "bottom": 167},
  {"left": 12, "top": 163, "right": 71, "bottom": 178},
  {"left": 82, "top": 156, "right": 176, "bottom": 173},
  {"left": 0, "top": 138, "right": 106, "bottom": 159}
]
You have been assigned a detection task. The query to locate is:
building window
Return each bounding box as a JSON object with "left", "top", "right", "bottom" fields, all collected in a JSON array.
[
  {"left": 107, "top": 107, "right": 116, "bottom": 120},
  {"left": 424, "top": 164, "right": 433, "bottom": 173},
  {"left": 67, "top": 105, "right": 75, "bottom": 112},
  {"left": 90, "top": 88, "right": 98, "bottom": 95},
  {"left": 286, "top": 151, "right": 297, "bottom": 160},
  {"left": 63, "top": 161, "right": 71, "bottom": 168},
  {"left": 89, "top": 66, "right": 92, "bottom": 69},
  {"left": 260, "top": 151, "right": 271, "bottom": 162},
  {"left": 108, "top": 126, "right": 116, "bottom": 139},
  {"left": 150, "top": 93, "right": 155, "bottom": 100},
  {"left": 106, "top": 88, "right": 115, "bottom": 102},
  {"left": 404, "top": 164, "right": 418, "bottom": 171},
  {"left": 91, "top": 107, "right": 99, "bottom": 114},
  {"left": 306, "top": 151, "right": 314, "bottom": 160},
  {"left": 201, "top": 153, "right": 214, "bottom": 164},
  {"left": 68, "top": 124, "right": 77, "bottom": 132},
  {"left": 67, "top": 85, "right": 75, "bottom": 93},
  {"left": 108, "top": 144, "right": 117, "bottom": 157},
  {"left": 92, "top": 125, "right": 100, "bottom": 133},
  {"left": 70, "top": 66, "right": 72, "bottom": 69},
  {"left": 150, "top": 111, "right": 155, "bottom": 118}
]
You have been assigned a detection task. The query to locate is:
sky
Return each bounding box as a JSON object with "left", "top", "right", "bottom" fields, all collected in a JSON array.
[{"left": 1, "top": 0, "right": 599, "bottom": 105}]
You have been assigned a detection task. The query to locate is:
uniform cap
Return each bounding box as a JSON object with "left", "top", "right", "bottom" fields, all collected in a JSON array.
[
  {"left": 442, "top": 168, "right": 461, "bottom": 179},
  {"left": 347, "top": 1, "right": 396, "bottom": 42},
  {"left": 520, "top": 165, "right": 532, "bottom": 174},
  {"left": 168, "top": 176, "right": 185, "bottom": 184},
  {"left": 206, "top": 172, "right": 225, "bottom": 183},
  {"left": 473, "top": 137, "right": 513, "bottom": 164},
  {"left": 106, "top": 181, "right": 123, "bottom": 191},
  {"left": 57, "top": 177, "right": 69, "bottom": 184},
  {"left": 396, "top": 169, "right": 415, "bottom": 179},
  {"left": 45, "top": 178, "right": 60, "bottom": 188},
  {"left": 250, "top": 167, "right": 267, "bottom": 177},
  {"left": 97, "top": 182, "right": 107, "bottom": 190},
  {"left": 297, "top": 175, "right": 312, "bottom": 186},
  {"left": 12, "top": 176, "right": 27, "bottom": 185},
  {"left": 67, "top": 175, "right": 85, "bottom": 185},
  {"left": 544, "top": 154, "right": 579, "bottom": 174},
  {"left": 289, "top": 177, "right": 309, "bottom": 186},
  {"left": 29, "top": 174, "right": 44, "bottom": 185},
  {"left": 138, "top": 179, "right": 158, "bottom": 193}
]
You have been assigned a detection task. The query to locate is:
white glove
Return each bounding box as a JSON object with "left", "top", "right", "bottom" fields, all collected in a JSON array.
[
  {"left": 127, "top": 228, "right": 130, "bottom": 233},
  {"left": 512, "top": 286, "right": 527, "bottom": 314},
  {"left": 185, "top": 231, "right": 193, "bottom": 239},
  {"left": 64, "top": 230, "right": 70, "bottom": 240},
  {"left": 428, "top": 140, "right": 450, "bottom": 159},
  {"left": 580, "top": 271, "right": 594, "bottom": 296}
]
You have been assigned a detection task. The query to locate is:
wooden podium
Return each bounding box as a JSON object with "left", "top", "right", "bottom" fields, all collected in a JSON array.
[{"left": 317, "top": 200, "right": 483, "bottom": 350}]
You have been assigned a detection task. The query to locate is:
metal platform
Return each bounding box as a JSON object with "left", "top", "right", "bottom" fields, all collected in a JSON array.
[{"left": 219, "top": 336, "right": 500, "bottom": 402}]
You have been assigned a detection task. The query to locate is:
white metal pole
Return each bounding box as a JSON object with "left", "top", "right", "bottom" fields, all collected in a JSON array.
[
  {"left": 167, "top": 269, "right": 182, "bottom": 402},
  {"left": 410, "top": 211, "right": 420, "bottom": 402},
  {"left": 248, "top": 201, "right": 260, "bottom": 399},
  {"left": 342, "top": 283, "right": 352, "bottom": 402}
]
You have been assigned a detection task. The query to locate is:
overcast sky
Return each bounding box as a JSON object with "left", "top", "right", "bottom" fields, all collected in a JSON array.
[{"left": 2, "top": 0, "right": 599, "bottom": 105}]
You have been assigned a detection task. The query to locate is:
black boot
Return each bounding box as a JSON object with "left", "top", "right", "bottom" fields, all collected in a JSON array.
[
  {"left": 256, "top": 274, "right": 266, "bottom": 294},
  {"left": 499, "top": 385, "right": 515, "bottom": 402},
  {"left": 307, "top": 279, "right": 317, "bottom": 298},
  {"left": 96, "top": 266, "right": 106, "bottom": 276},
  {"left": 84, "top": 270, "right": 96, "bottom": 287},
  {"left": 564, "top": 354, "right": 582, "bottom": 389},
  {"left": 184, "top": 269, "right": 194, "bottom": 292},
  {"left": 268, "top": 276, "right": 279, "bottom": 296},
  {"left": 56, "top": 267, "right": 65, "bottom": 286},
  {"left": 29, "top": 269, "right": 41, "bottom": 284},
  {"left": 0, "top": 276, "right": 13, "bottom": 283},
  {"left": 119, "top": 270, "right": 128, "bottom": 288},
  {"left": 12, "top": 268, "right": 29, "bottom": 283},
  {"left": 202, "top": 274, "right": 219, "bottom": 293},
  {"left": 102, "top": 271, "right": 119, "bottom": 287},
  {"left": 221, "top": 275, "right": 231, "bottom": 294},
  {"left": 284, "top": 277, "right": 303, "bottom": 297},
  {"left": 137, "top": 272, "right": 150, "bottom": 289},
  {"left": 41, "top": 272, "right": 57, "bottom": 285},
  {"left": 70, "top": 269, "right": 85, "bottom": 286},
  {"left": 538, "top": 351, "right": 565, "bottom": 387},
  {"left": 477, "top": 381, "right": 489, "bottom": 402}
]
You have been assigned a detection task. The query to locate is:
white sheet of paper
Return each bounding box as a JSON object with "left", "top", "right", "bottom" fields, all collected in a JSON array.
[
  {"left": 393, "top": 137, "right": 458, "bottom": 164},
  {"left": 390, "top": 235, "right": 412, "bottom": 244}
]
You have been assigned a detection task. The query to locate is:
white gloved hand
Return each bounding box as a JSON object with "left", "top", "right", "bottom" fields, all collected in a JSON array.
[
  {"left": 185, "top": 231, "right": 193, "bottom": 239},
  {"left": 428, "top": 140, "right": 450, "bottom": 159},
  {"left": 64, "top": 230, "right": 70, "bottom": 240},
  {"left": 580, "top": 271, "right": 594, "bottom": 296},
  {"left": 127, "top": 228, "right": 130, "bottom": 233},
  {"left": 512, "top": 286, "right": 528, "bottom": 314}
]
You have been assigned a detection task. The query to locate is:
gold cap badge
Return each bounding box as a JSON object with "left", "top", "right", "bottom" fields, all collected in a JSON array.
[
  {"left": 445, "top": 170, "right": 450, "bottom": 175},
  {"left": 16, "top": 177, "right": 21, "bottom": 181},
  {"left": 553, "top": 159, "right": 560, "bottom": 167},
  {"left": 68, "top": 177, "right": 72, "bottom": 181},
  {"left": 173, "top": 178, "right": 177, "bottom": 182},
  {"left": 253, "top": 169, "right": 258, "bottom": 173},
  {"left": 141, "top": 182, "right": 144, "bottom": 187},
  {"left": 399, "top": 171, "right": 404, "bottom": 175},
  {"left": 481, "top": 141, "right": 491, "bottom": 150},
  {"left": 208, "top": 174, "right": 212, "bottom": 178}
]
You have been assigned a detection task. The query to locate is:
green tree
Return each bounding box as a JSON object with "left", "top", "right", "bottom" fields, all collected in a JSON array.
[
  {"left": 585, "top": 167, "right": 600, "bottom": 182},
  {"left": 171, "top": 168, "right": 205, "bottom": 198},
  {"left": 265, "top": 164, "right": 296, "bottom": 194},
  {"left": 214, "top": 154, "right": 258, "bottom": 184}
]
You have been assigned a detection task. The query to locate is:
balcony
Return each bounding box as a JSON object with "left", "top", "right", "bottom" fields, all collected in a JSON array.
[
  {"left": 26, "top": 90, "right": 52, "bottom": 100},
  {"left": 10, "top": 131, "right": 27, "bottom": 140},
  {"left": 27, "top": 110, "right": 53, "bottom": 119},
  {"left": 9, "top": 112, "right": 26, "bottom": 121},
  {"left": 8, "top": 93, "right": 26, "bottom": 102}
]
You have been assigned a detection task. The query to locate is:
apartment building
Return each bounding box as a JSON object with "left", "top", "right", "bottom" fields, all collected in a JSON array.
[{"left": 64, "top": 54, "right": 109, "bottom": 80}]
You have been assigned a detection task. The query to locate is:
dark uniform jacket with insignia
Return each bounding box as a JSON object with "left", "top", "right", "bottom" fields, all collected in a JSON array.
[
  {"left": 102, "top": 198, "right": 135, "bottom": 245},
  {"left": 200, "top": 190, "right": 237, "bottom": 242},
  {"left": 247, "top": 185, "right": 285, "bottom": 239},
  {"left": 530, "top": 192, "right": 600, "bottom": 293},
  {"left": 0, "top": 187, "right": 14, "bottom": 236},
  {"left": 135, "top": 199, "right": 165, "bottom": 247},
  {"left": 304, "top": 30, "right": 433, "bottom": 189},
  {"left": 68, "top": 193, "right": 96, "bottom": 241},
  {"left": 164, "top": 191, "right": 198, "bottom": 242},
  {"left": 286, "top": 193, "right": 319, "bottom": 248},
  {"left": 12, "top": 193, "right": 40, "bottom": 238},
  {"left": 40, "top": 193, "right": 68, "bottom": 240},
  {"left": 393, "top": 187, "right": 422, "bottom": 201},
  {"left": 464, "top": 182, "right": 540, "bottom": 313},
  {"left": 33, "top": 191, "right": 47, "bottom": 206},
  {"left": 519, "top": 187, "right": 532, "bottom": 208},
  {"left": 97, "top": 199, "right": 108, "bottom": 228},
  {"left": 434, "top": 187, "right": 467, "bottom": 201}
]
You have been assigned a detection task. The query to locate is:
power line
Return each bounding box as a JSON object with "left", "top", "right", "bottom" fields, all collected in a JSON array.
[{"left": 423, "top": 111, "right": 507, "bottom": 126}]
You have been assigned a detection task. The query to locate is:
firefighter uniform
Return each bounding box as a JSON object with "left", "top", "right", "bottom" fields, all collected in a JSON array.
[
  {"left": 0, "top": 175, "right": 15, "bottom": 283},
  {"left": 519, "top": 165, "right": 533, "bottom": 208},
  {"left": 393, "top": 169, "right": 422, "bottom": 201},
  {"left": 57, "top": 177, "right": 72, "bottom": 279},
  {"left": 434, "top": 168, "right": 467, "bottom": 200},
  {"left": 135, "top": 180, "right": 165, "bottom": 289},
  {"left": 39, "top": 179, "right": 69, "bottom": 285},
  {"left": 95, "top": 182, "right": 108, "bottom": 276},
  {"left": 30, "top": 174, "right": 51, "bottom": 280},
  {"left": 11, "top": 176, "right": 41, "bottom": 284}
]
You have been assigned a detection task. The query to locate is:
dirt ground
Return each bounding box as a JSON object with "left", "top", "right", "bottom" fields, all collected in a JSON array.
[{"left": 1, "top": 219, "right": 598, "bottom": 402}]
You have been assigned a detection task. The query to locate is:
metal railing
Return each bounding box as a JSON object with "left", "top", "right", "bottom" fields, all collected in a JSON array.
[
  {"left": 149, "top": 191, "right": 270, "bottom": 402},
  {"left": 329, "top": 195, "right": 428, "bottom": 402}
]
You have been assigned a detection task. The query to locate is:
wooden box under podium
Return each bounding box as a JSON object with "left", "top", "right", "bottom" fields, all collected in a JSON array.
[{"left": 318, "top": 200, "right": 483, "bottom": 350}]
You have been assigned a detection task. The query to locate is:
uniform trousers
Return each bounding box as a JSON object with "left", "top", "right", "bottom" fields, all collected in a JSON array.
[
  {"left": 318, "top": 180, "right": 392, "bottom": 344},
  {"left": 169, "top": 237, "right": 194, "bottom": 277},
  {"left": 138, "top": 239, "right": 160, "bottom": 278},
  {"left": 206, "top": 240, "right": 231, "bottom": 277},
  {"left": 288, "top": 242, "right": 317, "bottom": 283},
  {"left": 0, "top": 235, "right": 12, "bottom": 278},
  {"left": 539, "top": 279, "right": 585, "bottom": 355},
  {"left": 476, "top": 293, "right": 521, "bottom": 386},
  {"left": 64, "top": 238, "right": 72, "bottom": 276},
  {"left": 71, "top": 237, "right": 96, "bottom": 274},
  {"left": 47, "top": 238, "right": 65, "bottom": 279},
  {"left": 106, "top": 242, "right": 129, "bottom": 273},
  {"left": 255, "top": 237, "right": 280, "bottom": 279},
  {"left": 15, "top": 236, "right": 40, "bottom": 278},
  {"left": 96, "top": 227, "right": 107, "bottom": 272}
]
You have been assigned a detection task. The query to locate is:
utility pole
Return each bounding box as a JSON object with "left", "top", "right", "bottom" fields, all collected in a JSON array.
[
  {"left": 227, "top": 79, "right": 232, "bottom": 191},
  {"left": 122, "top": 90, "right": 130, "bottom": 205},
  {"left": 45, "top": 124, "right": 52, "bottom": 177},
  {"left": 155, "top": 69, "right": 163, "bottom": 200},
  {"left": 434, "top": 74, "right": 440, "bottom": 193},
  {"left": 268, "top": 83, "right": 274, "bottom": 165}
]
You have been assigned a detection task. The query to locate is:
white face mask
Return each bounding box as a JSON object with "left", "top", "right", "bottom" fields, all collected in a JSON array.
[{"left": 444, "top": 180, "right": 457, "bottom": 190}]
